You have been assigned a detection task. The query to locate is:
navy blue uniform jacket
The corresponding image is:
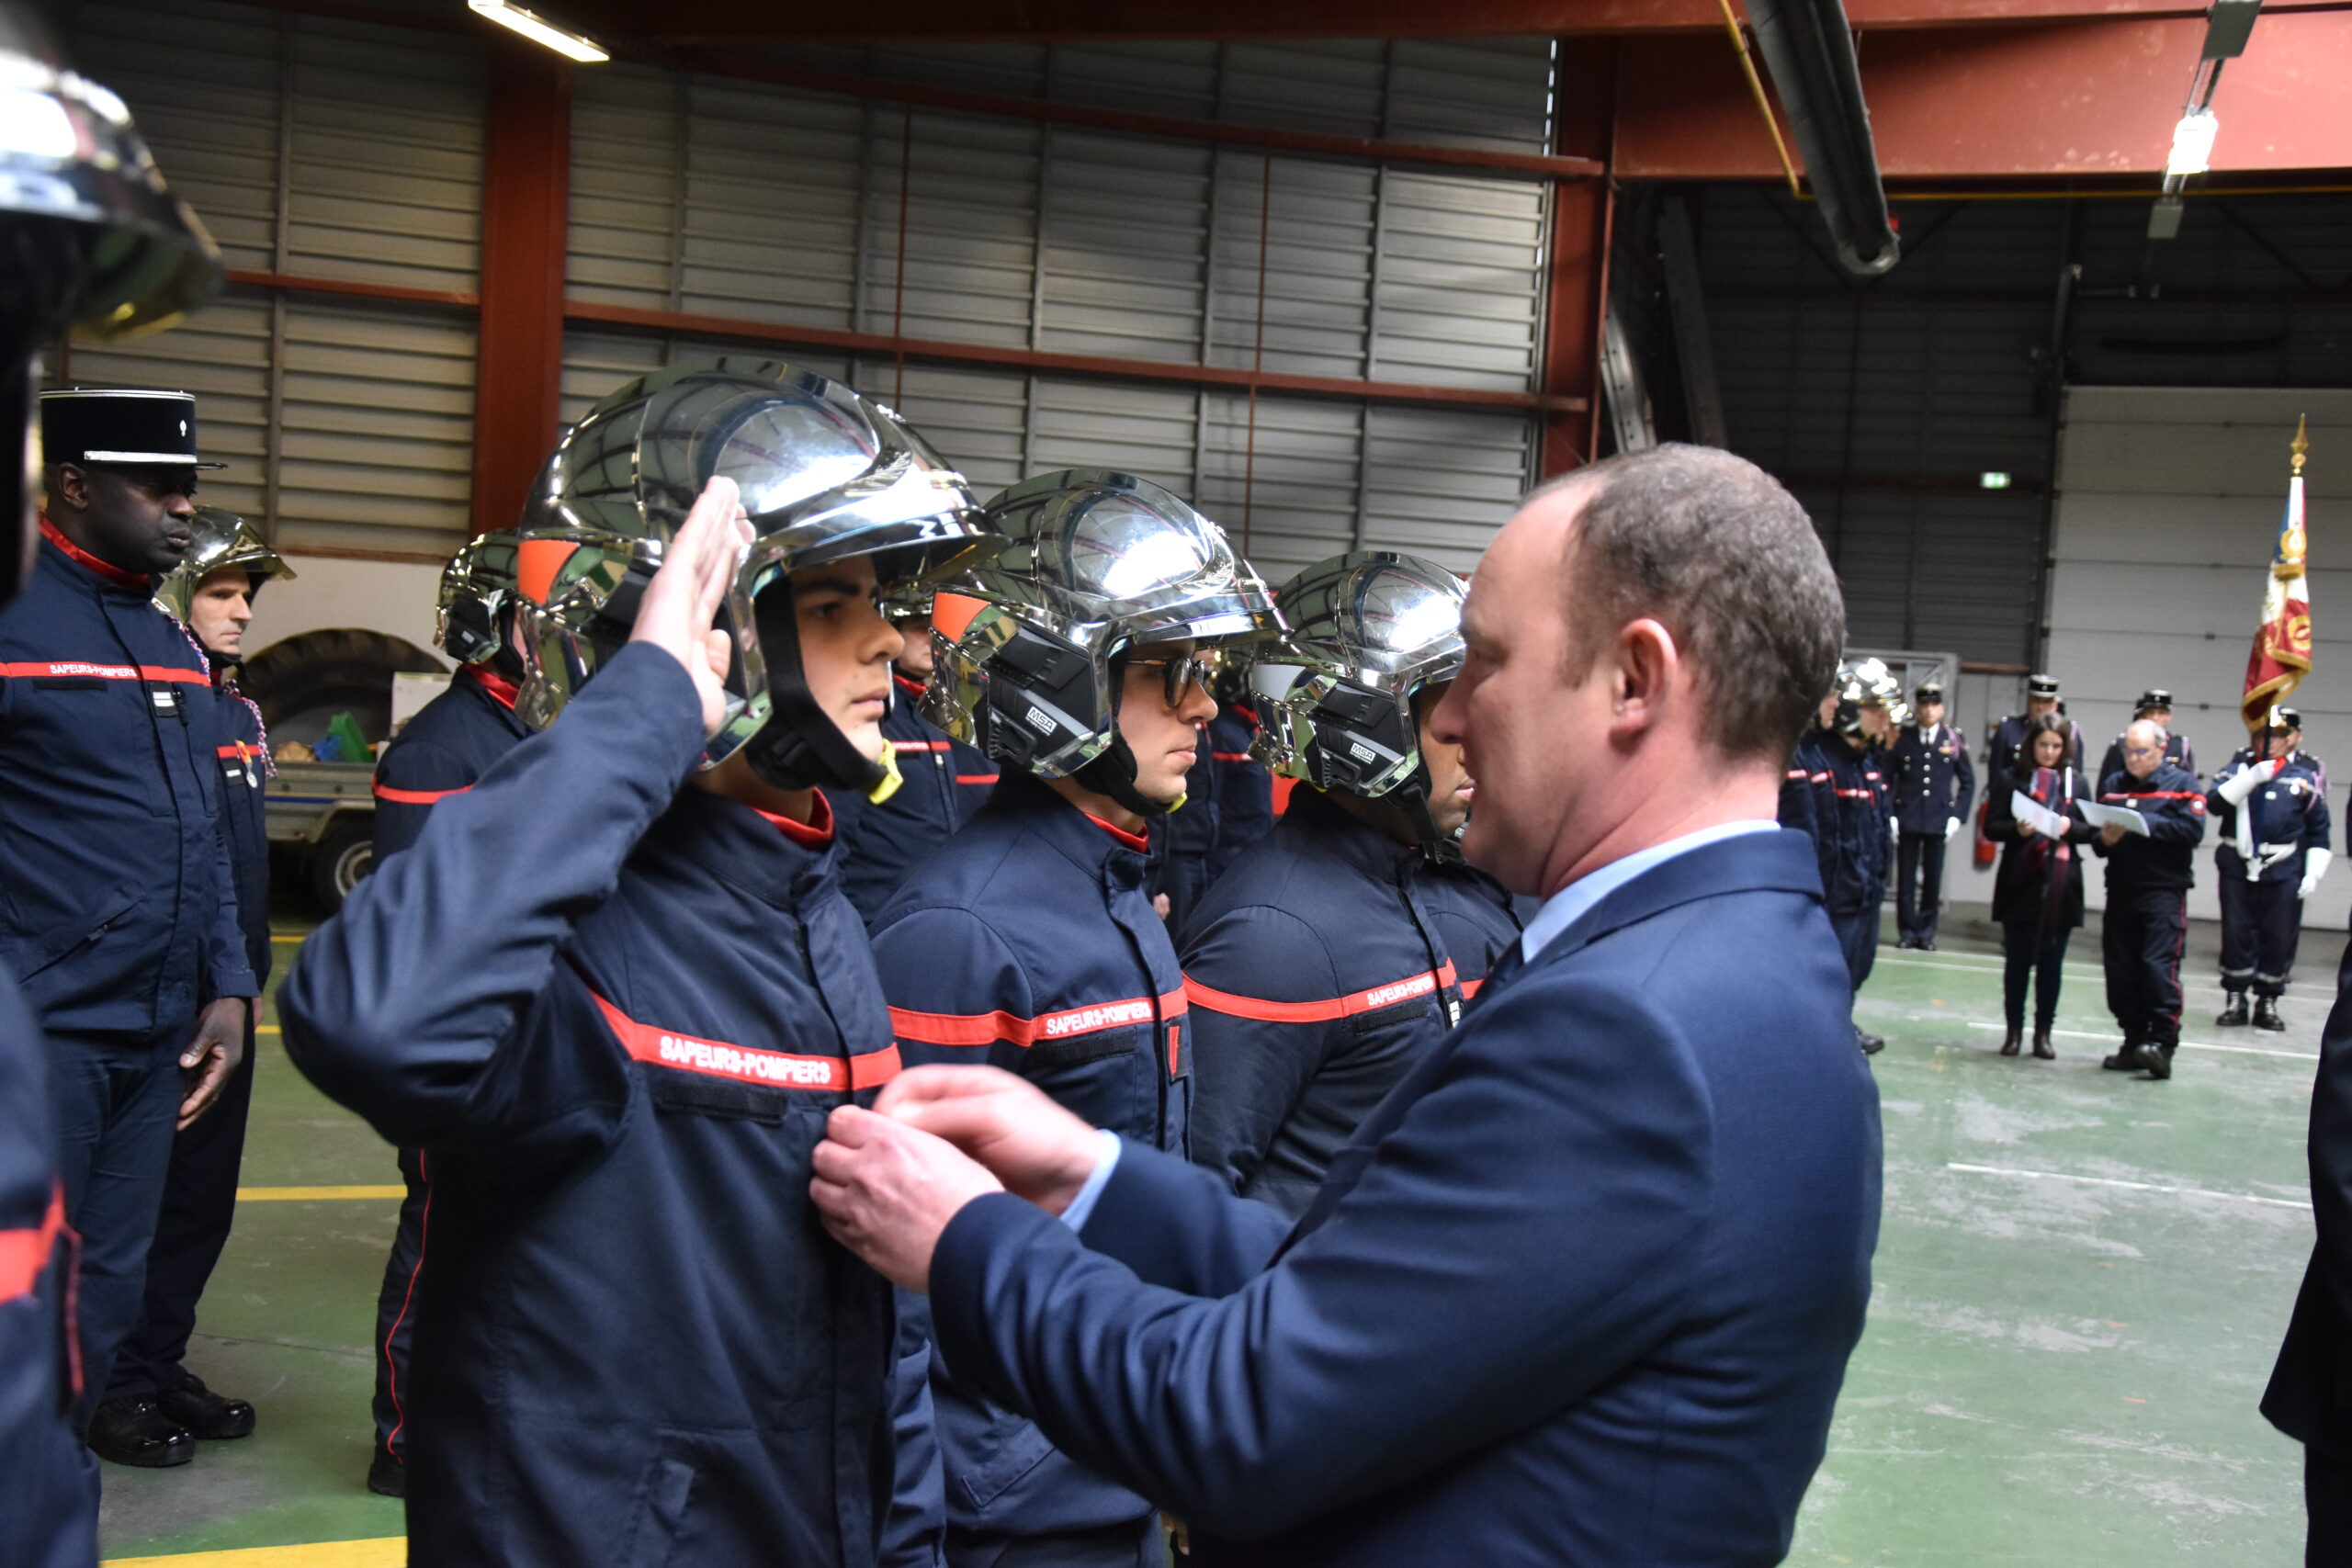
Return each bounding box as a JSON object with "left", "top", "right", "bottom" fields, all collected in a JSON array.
[
  {"left": 209, "top": 671, "right": 272, "bottom": 985},
  {"left": 2092, "top": 761, "right": 2208, "bottom": 892},
  {"left": 2210, "top": 748, "right": 2331, "bottom": 884},
  {"left": 2265, "top": 940, "right": 2352, "bottom": 1458},
  {"left": 0, "top": 970, "right": 94, "bottom": 1568},
  {"left": 928, "top": 829, "right": 1883, "bottom": 1566},
  {"left": 370, "top": 665, "right": 529, "bottom": 860},
  {"left": 1989, "top": 713, "right": 2084, "bottom": 780},
  {"left": 1181, "top": 786, "right": 1521, "bottom": 1218},
  {"left": 282, "top": 647, "right": 909, "bottom": 1567},
  {"left": 833, "top": 671, "right": 997, "bottom": 923},
  {"left": 0, "top": 525, "right": 254, "bottom": 1033},
  {"left": 874, "top": 769, "right": 1191, "bottom": 1539},
  {"left": 1818, "top": 739, "right": 1890, "bottom": 913},
  {"left": 1887, "top": 722, "right": 1975, "bottom": 835},
  {"left": 1150, "top": 703, "right": 1275, "bottom": 933}
]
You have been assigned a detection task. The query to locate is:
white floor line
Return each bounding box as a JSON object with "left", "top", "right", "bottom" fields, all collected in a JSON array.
[
  {"left": 1945, "top": 1161, "right": 2310, "bottom": 1210},
  {"left": 1874, "top": 948, "right": 2300, "bottom": 1005},
  {"left": 1955, "top": 1020, "right": 2316, "bottom": 1060}
]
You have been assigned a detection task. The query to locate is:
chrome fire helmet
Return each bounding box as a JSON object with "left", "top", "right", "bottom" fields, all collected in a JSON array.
[
  {"left": 435, "top": 528, "right": 518, "bottom": 668},
  {"left": 515, "top": 359, "right": 990, "bottom": 796},
  {"left": 1248, "top": 550, "right": 1466, "bottom": 852},
  {"left": 4, "top": 2, "right": 221, "bottom": 604},
  {"left": 153, "top": 505, "right": 293, "bottom": 623},
  {"left": 1832, "top": 657, "right": 1909, "bottom": 739},
  {"left": 924, "top": 469, "right": 1283, "bottom": 817}
]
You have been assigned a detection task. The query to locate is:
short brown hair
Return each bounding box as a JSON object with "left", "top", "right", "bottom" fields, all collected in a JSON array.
[{"left": 1540, "top": 445, "right": 1843, "bottom": 764}]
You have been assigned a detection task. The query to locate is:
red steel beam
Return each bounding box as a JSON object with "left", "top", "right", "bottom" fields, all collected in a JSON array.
[
  {"left": 469, "top": 41, "right": 571, "bottom": 536},
  {"left": 226, "top": 269, "right": 479, "bottom": 310},
  {"left": 1616, "top": 10, "right": 2352, "bottom": 179},
  {"left": 1539, "top": 39, "right": 1616, "bottom": 479}
]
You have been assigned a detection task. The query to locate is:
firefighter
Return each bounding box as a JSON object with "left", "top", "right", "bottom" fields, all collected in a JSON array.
[
  {"left": 2093, "top": 718, "right": 2209, "bottom": 1080},
  {"left": 2210, "top": 705, "right": 2330, "bottom": 1032},
  {"left": 358, "top": 528, "right": 526, "bottom": 1497},
  {"left": 281, "top": 361, "right": 989, "bottom": 1565},
  {"left": 1820, "top": 660, "right": 1901, "bottom": 1054},
  {"left": 873, "top": 469, "right": 1282, "bottom": 1568},
  {"left": 0, "top": 6, "right": 220, "bottom": 1552},
  {"left": 1887, "top": 680, "right": 1973, "bottom": 951},
  {"left": 1182, "top": 551, "right": 1521, "bottom": 1217},
  {"left": 101, "top": 511, "right": 292, "bottom": 1458},
  {"left": 2098, "top": 687, "right": 2197, "bottom": 787},
  {"left": 831, "top": 585, "right": 999, "bottom": 925},
  {"left": 1987, "top": 672, "right": 2084, "bottom": 779}
]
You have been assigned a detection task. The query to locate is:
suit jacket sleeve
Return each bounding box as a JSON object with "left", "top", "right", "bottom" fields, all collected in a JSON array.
[
  {"left": 371, "top": 738, "right": 481, "bottom": 860},
  {"left": 2309, "top": 943, "right": 2352, "bottom": 1326},
  {"left": 1181, "top": 903, "right": 1343, "bottom": 1197},
  {"left": 279, "top": 646, "right": 706, "bottom": 1147},
  {"left": 928, "top": 969, "right": 1713, "bottom": 1540}
]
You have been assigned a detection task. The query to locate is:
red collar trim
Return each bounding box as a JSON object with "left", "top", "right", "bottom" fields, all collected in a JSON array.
[
  {"left": 39, "top": 515, "right": 151, "bottom": 590},
  {"left": 466, "top": 665, "right": 521, "bottom": 711},
  {"left": 1083, "top": 812, "right": 1150, "bottom": 852},
  {"left": 752, "top": 790, "right": 837, "bottom": 848},
  {"left": 893, "top": 671, "right": 927, "bottom": 698}
]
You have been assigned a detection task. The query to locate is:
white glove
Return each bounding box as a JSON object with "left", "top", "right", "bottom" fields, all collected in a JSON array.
[
  {"left": 2218, "top": 757, "right": 2283, "bottom": 807},
  {"left": 1945, "top": 816, "right": 1964, "bottom": 842},
  {"left": 2301, "top": 848, "right": 2333, "bottom": 900}
]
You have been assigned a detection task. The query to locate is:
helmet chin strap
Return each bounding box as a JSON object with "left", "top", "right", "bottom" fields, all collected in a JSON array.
[
  {"left": 1383, "top": 762, "right": 1464, "bottom": 865},
  {"left": 743, "top": 579, "right": 899, "bottom": 802},
  {"left": 1074, "top": 735, "right": 1183, "bottom": 819}
]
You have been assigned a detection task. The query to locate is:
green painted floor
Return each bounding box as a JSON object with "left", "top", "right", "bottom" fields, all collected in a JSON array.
[{"left": 96, "top": 908, "right": 2320, "bottom": 1562}]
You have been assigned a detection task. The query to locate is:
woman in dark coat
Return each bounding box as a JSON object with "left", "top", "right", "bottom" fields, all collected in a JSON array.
[{"left": 1985, "top": 713, "right": 2097, "bottom": 1057}]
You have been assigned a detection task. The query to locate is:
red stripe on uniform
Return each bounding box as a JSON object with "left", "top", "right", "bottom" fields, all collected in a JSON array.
[
  {"left": 593, "top": 991, "right": 901, "bottom": 1091},
  {"left": 0, "top": 660, "right": 209, "bottom": 683},
  {"left": 889, "top": 988, "right": 1187, "bottom": 1049},
  {"left": 1210, "top": 752, "right": 1253, "bottom": 762},
  {"left": 895, "top": 740, "right": 951, "bottom": 752},
  {"left": 217, "top": 743, "right": 257, "bottom": 761},
  {"left": 956, "top": 774, "right": 1000, "bottom": 786},
  {"left": 1460, "top": 976, "right": 1485, "bottom": 999},
  {"left": 0, "top": 1184, "right": 66, "bottom": 1304},
  {"left": 374, "top": 783, "right": 470, "bottom": 805},
  {"left": 1183, "top": 961, "right": 1460, "bottom": 1024}
]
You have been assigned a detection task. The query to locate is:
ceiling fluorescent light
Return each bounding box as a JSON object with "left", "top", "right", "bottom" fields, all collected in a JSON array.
[
  {"left": 468, "top": 0, "right": 608, "bottom": 62},
  {"left": 2165, "top": 108, "right": 2219, "bottom": 179}
]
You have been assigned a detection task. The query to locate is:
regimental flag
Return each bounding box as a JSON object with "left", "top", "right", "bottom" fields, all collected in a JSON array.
[{"left": 2244, "top": 417, "right": 2314, "bottom": 733}]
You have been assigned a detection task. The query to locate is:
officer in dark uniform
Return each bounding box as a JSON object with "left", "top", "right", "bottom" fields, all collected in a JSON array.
[
  {"left": 2210, "top": 706, "right": 2331, "bottom": 1032},
  {"left": 1888, "top": 680, "right": 1975, "bottom": 951},
  {"left": 1820, "top": 661, "right": 1897, "bottom": 1054},
  {"left": 1988, "top": 672, "right": 2085, "bottom": 780},
  {"left": 4, "top": 389, "right": 256, "bottom": 1473},
  {"left": 1182, "top": 552, "right": 1520, "bottom": 1218},
  {"left": 101, "top": 511, "right": 292, "bottom": 1460},
  {"left": 0, "top": 7, "right": 221, "bottom": 1551},
  {"left": 874, "top": 470, "right": 1282, "bottom": 1568},
  {"left": 2098, "top": 688, "right": 2198, "bottom": 787},
  {"left": 831, "top": 587, "right": 998, "bottom": 925},
  {"left": 2093, "top": 719, "right": 2209, "bottom": 1080},
  {"left": 359, "top": 528, "right": 526, "bottom": 1497},
  {"left": 283, "top": 361, "right": 987, "bottom": 1566}
]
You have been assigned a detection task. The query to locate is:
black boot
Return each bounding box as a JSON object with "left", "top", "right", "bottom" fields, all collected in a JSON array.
[
  {"left": 155, "top": 1372, "right": 254, "bottom": 1439},
  {"left": 2254, "top": 997, "right": 2287, "bottom": 1033},
  {"left": 2143, "top": 1041, "right": 2175, "bottom": 1080},
  {"left": 88, "top": 1396, "right": 194, "bottom": 1468},
  {"left": 368, "top": 1448, "right": 407, "bottom": 1498},
  {"left": 2217, "top": 993, "right": 2250, "bottom": 1028},
  {"left": 1999, "top": 1027, "right": 2022, "bottom": 1056},
  {"left": 2102, "top": 1037, "right": 2147, "bottom": 1072},
  {"left": 1857, "top": 1027, "right": 1885, "bottom": 1055},
  {"left": 2031, "top": 1030, "right": 2056, "bottom": 1060}
]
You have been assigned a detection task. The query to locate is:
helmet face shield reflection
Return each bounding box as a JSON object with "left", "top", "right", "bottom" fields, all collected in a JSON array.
[
  {"left": 514, "top": 359, "right": 989, "bottom": 779},
  {"left": 435, "top": 529, "right": 518, "bottom": 667}
]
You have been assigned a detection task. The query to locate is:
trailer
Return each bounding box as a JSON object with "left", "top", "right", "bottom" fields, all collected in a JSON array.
[{"left": 266, "top": 761, "right": 376, "bottom": 913}]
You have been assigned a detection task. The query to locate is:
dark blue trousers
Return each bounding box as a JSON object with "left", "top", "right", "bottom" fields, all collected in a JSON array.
[
  {"left": 50, "top": 1023, "right": 185, "bottom": 1434},
  {"left": 2219, "top": 874, "right": 2303, "bottom": 998},
  {"left": 110, "top": 1014, "right": 255, "bottom": 1402},
  {"left": 1829, "top": 905, "right": 1880, "bottom": 995},
  {"left": 2103, "top": 887, "right": 2188, "bottom": 1045},
  {"left": 370, "top": 1145, "right": 428, "bottom": 1465},
  {"left": 1896, "top": 831, "right": 1948, "bottom": 944}
]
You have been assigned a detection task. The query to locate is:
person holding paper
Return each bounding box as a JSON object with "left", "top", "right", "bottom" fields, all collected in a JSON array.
[
  {"left": 2093, "top": 719, "right": 2210, "bottom": 1080},
  {"left": 1985, "top": 716, "right": 2096, "bottom": 1058}
]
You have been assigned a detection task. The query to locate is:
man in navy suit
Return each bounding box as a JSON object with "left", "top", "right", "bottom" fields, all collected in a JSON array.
[{"left": 810, "top": 443, "right": 1883, "bottom": 1567}]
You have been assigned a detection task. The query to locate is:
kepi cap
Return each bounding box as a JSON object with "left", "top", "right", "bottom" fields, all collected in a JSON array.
[
  {"left": 40, "top": 388, "right": 224, "bottom": 468},
  {"left": 2269, "top": 705, "right": 2304, "bottom": 732},
  {"left": 2135, "top": 688, "right": 2173, "bottom": 713},
  {"left": 1913, "top": 681, "right": 1944, "bottom": 704},
  {"left": 2026, "top": 673, "right": 2060, "bottom": 699}
]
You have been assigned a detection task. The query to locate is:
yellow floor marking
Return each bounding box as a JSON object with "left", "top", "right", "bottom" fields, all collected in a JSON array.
[
  {"left": 106, "top": 1540, "right": 404, "bottom": 1567},
  {"left": 269, "top": 935, "right": 307, "bottom": 944},
  {"left": 232, "top": 1186, "right": 404, "bottom": 1201},
  {"left": 256, "top": 1026, "right": 280, "bottom": 1035}
]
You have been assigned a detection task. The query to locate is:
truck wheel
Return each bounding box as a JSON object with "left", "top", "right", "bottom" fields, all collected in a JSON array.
[
  {"left": 243, "top": 628, "right": 447, "bottom": 750},
  {"left": 311, "top": 818, "right": 374, "bottom": 914}
]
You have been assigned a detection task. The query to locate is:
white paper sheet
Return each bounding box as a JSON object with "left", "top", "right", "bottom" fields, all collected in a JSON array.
[
  {"left": 2076, "top": 800, "right": 2151, "bottom": 837},
  {"left": 2008, "top": 790, "right": 2072, "bottom": 840}
]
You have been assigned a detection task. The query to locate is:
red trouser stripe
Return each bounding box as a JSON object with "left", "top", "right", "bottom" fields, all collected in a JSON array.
[{"left": 0, "top": 1184, "right": 66, "bottom": 1304}]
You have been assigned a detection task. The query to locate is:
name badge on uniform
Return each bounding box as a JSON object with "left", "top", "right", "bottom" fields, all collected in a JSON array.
[{"left": 151, "top": 686, "right": 180, "bottom": 716}]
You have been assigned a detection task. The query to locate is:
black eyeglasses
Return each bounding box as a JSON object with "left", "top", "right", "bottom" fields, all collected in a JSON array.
[{"left": 1126, "top": 653, "right": 1216, "bottom": 709}]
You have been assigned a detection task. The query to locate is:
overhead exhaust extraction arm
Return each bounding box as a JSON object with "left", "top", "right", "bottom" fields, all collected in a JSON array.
[{"left": 1744, "top": 0, "right": 1901, "bottom": 276}]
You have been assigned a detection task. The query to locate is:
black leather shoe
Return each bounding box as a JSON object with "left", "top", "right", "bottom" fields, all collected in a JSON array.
[
  {"left": 2143, "top": 1042, "right": 2175, "bottom": 1080},
  {"left": 155, "top": 1373, "right": 254, "bottom": 1439},
  {"left": 367, "top": 1449, "right": 406, "bottom": 1498},
  {"left": 1917, "top": 938, "right": 1937, "bottom": 953},
  {"left": 2255, "top": 998, "right": 2287, "bottom": 1033},
  {"left": 88, "top": 1396, "right": 193, "bottom": 1468},
  {"left": 2102, "top": 1041, "right": 2147, "bottom": 1072},
  {"left": 2031, "top": 1031, "right": 2056, "bottom": 1060},
  {"left": 2217, "top": 994, "right": 2250, "bottom": 1028},
  {"left": 1858, "top": 1031, "right": 1885, "bottom": 1055},
  {"left": 1999, "top": 1028, "right": 2022, "bottom": 1056}
]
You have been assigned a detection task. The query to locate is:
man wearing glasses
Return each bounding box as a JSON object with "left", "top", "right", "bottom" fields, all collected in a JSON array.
[
  {"left": 2093, "top": 718, "right": 2209, "bottom": 1080},
  {"left": 871, "top": 470, "right": 1281, "bottom": 1568},
  {"left": 1, "top": 389, "right": 255, "bottom": 1468}
]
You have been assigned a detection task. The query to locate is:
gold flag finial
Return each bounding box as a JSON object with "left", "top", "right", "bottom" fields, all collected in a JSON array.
[{"left": 2292, "top": 413, "right": 2309, "bottom": 477}]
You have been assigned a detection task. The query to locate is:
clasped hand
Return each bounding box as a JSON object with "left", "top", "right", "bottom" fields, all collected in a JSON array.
[{"left": 809, "top": 1066, "right": 1107, "bottom": 1291}]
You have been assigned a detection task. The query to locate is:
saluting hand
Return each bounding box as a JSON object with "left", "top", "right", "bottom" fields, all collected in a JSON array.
[
  {"left": 628, "top": 475, "right": 752, "bottom": 739},
  {"left": 179, "top": 996, "right": 248, "bottom": 1131}
]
